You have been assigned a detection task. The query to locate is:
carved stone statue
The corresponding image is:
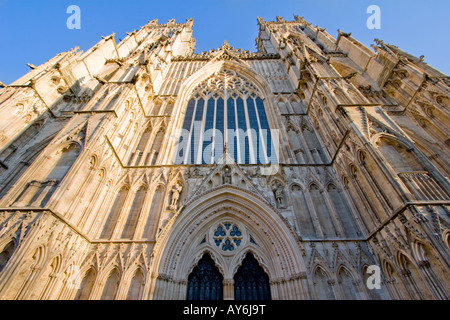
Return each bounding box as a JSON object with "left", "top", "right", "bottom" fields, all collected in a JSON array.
[
  {"left": 273, "top": 183, "right": 285, "bottom": 208},
  {"left": 223, "top": 166, "right": 232, "bottom": 184},
  {"left": 170, "top": 183, "right": 182, "bottom": 210}
]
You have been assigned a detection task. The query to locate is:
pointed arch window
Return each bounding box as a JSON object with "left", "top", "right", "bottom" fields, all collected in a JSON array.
[
  {"left": 0, "top": 241, "right": 15, "bottom": 272},
  {"left": 174, "top": 70, "right": 277, "bottom": 165},
  {"left": 234, "top": 253, "right": 271, "bottom": 300},
  {"left": 187, "top": 253, "right": 223, "bottom": 300}
]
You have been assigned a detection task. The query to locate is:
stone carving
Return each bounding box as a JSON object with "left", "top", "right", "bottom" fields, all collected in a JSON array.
[
  {"left": 223, "top": 166, "right": 232, "bottom": 184},
  {"left": 169, "top": 183, "right": 182, "bottom": 210},
  {"left": 273, "top": 183, "right": 286, "bottom": 209},
  {"left": 212, "top": 222, "right": 244, "bottom": 252},
  {"left": 0, "top": 15, "right": 448, "bottom": 302}
]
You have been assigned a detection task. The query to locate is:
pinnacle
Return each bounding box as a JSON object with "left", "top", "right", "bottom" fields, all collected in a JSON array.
[{"left": 222, "top": 40, "right": 230, "bottom": 50}]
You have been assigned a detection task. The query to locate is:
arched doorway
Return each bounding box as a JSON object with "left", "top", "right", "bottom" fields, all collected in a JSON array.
[
  {"left": 187, "top": 253, "right": 223, "bottom": 300},
  {"left": 234, "top": 253, "right": 271, "bottom": 300},
  {"left": 150, "top": 186, "right": 307, "bottom": 300}
]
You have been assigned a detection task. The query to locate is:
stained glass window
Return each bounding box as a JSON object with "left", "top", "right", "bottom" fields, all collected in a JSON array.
[
  {"left": 174, "top": 70, "right": 277, "bottom": 165},
  {"left": 213, "top": 223, "right": 243, "bottom": 252},
  {"left": 187, "top": 253, "right": 223, "bottom": 300},
  {"left": 234, "top": 253, "right": 271, "bottom": 300}
]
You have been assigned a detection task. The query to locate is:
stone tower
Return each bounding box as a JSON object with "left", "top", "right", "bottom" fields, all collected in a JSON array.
[{"left": 0, "top": 16, "right": 448, "bottom": 300}]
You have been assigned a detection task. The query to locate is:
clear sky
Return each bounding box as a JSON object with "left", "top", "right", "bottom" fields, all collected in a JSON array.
[{"left": 0, "top": 0, "right": 449, "bottom": 85}]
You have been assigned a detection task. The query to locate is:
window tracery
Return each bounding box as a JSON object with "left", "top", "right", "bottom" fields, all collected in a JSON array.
[
  {"left": 174, "top": 70, "right": 277, "bottom": 165},
  {"left": 212, "top": 222, "right": 243, "bottom": 252}
]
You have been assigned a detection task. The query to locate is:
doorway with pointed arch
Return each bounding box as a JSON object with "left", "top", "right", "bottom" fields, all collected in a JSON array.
[{"left": 186, "top": 252, "right": 271, "bottom": 301}]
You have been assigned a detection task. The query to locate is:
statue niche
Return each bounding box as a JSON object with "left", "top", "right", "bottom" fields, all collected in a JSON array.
[
  {"left": 169, "top": 182, "right": 183, "bottom": 211},
  {"left": 272, "top": 182, "right": 286, "bottom": 209},
  {"left": 222, "top": 166, "right": 232, "bottom": 184}
]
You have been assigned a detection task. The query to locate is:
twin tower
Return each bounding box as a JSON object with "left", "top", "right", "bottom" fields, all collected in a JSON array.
[{"left": 0, "top": 16, "right": 448, "bottom": 300}]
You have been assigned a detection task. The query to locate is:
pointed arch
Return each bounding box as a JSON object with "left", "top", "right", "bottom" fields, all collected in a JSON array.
[
  {"left": 361, "top": 264, "right": 384, "bottom": 300},
  {"left": 170, "top": 66, "right": 279, "bottom": 165},
  {"left": 151, "top": 98, "right": 163, "bottom": 116},
  {"left": 301, "top": 118, "right": 327, "bottom": 163},
  {"left": 357, "top": 148, "right": 394, "bottom": 214},
  {"left": 382, "top": 259, "right": 410, "bottom": 300},
  {"left": 233, "top": 252, "right": 271, "bottom": 300},
  {"left": 164, "top": 98, "right": 175, "bottom": 116},
  {"left": 313, "top": 265, "right": 335, "bottom": 300},
  {"left": 373, "top": 134, "right": 448, "bottom": 200},
  {"left": 373, "top": 134, "right": 424, "bottom": 172},
  {"left": 100, "top": 267, "right": 120, "bottom": 300},
  {"left": 412, "top": 111, "right": 449, "bottom": 145},
  {"left": 76, "top": 167, "right": 107, "bottom": 227},
  {"left": 149, "top": 186, "right": 306, "bottom": 300},
  {"left": 289, "top": 94, "right": 304, "bottom": 113},
  {"left": 186, "top": 249, "right": 227, "bottom": 281},
  {"left": 37, "top": 254, "right": 62, "bottom": 300},
  {"left": 128, "top": 121, "right": 152, "bottom": 165},
  {"left": 126, "top": 267, "right": 145, "bottom": 300},
  {"left": 286, "top": 121, "right": 306, "bottom": 164},
  {"left": 0, "top": 118, "right": 45, "bottom": 164},
  {"left": 0, "top": 240, "right": 15, "bottom": 272},
  {"left": 396, "top": 251, "right": 433, "bottom": 299},
  {"left": 336, "top": 265, "right": 359, "bottom": 300},
  {"left": 103, "top": 86, "right": 123, "bottom": 111},
  {"left": 347, "top": 162, "right": 381, "bottom": 229},
  {"left": 0, "top": 131, "right": 57, "bottom": 200},
  {"left": 411, "top": 240, "right": 450, "bottom": 299},
  {"left": 276, "top": 95, "right": 289, "bottom": 113},
  {"left": 13, "top": 245, "right": 45, "bottom": 299},
  {"left": 148, "top": 127, "right": 165, "bottom": 165},
  {"left": 74, "top": 267, "right": 96, "bottom": 300},
  {"left": 186, "top": 253, "right": 224, "bottom": 300},
  {"left": 160, "top": 60, "right": 286, "bottom": 165}
]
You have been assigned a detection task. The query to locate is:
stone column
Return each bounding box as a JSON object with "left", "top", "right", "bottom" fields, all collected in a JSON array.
[{"left": 223, "top": 279, "right": 234, "bottom": 300}]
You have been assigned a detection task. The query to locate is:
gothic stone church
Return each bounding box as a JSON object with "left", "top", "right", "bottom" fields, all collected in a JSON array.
[{"left": 0, "top": 16, "right": 449, "bottom": 300}]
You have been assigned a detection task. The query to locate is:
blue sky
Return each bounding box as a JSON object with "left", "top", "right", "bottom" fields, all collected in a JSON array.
[{"left": 0, "top": 0, "right": 449, "bottom": 85}]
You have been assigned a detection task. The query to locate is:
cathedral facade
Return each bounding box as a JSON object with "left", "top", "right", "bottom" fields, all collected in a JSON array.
[{"left": 0, "top": 16, "right": 449, "bottom": 300}]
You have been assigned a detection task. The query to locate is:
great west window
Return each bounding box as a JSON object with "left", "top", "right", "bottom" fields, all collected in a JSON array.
[{"left": 173, "top": 70, "right": 278, "bottom": 165}]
